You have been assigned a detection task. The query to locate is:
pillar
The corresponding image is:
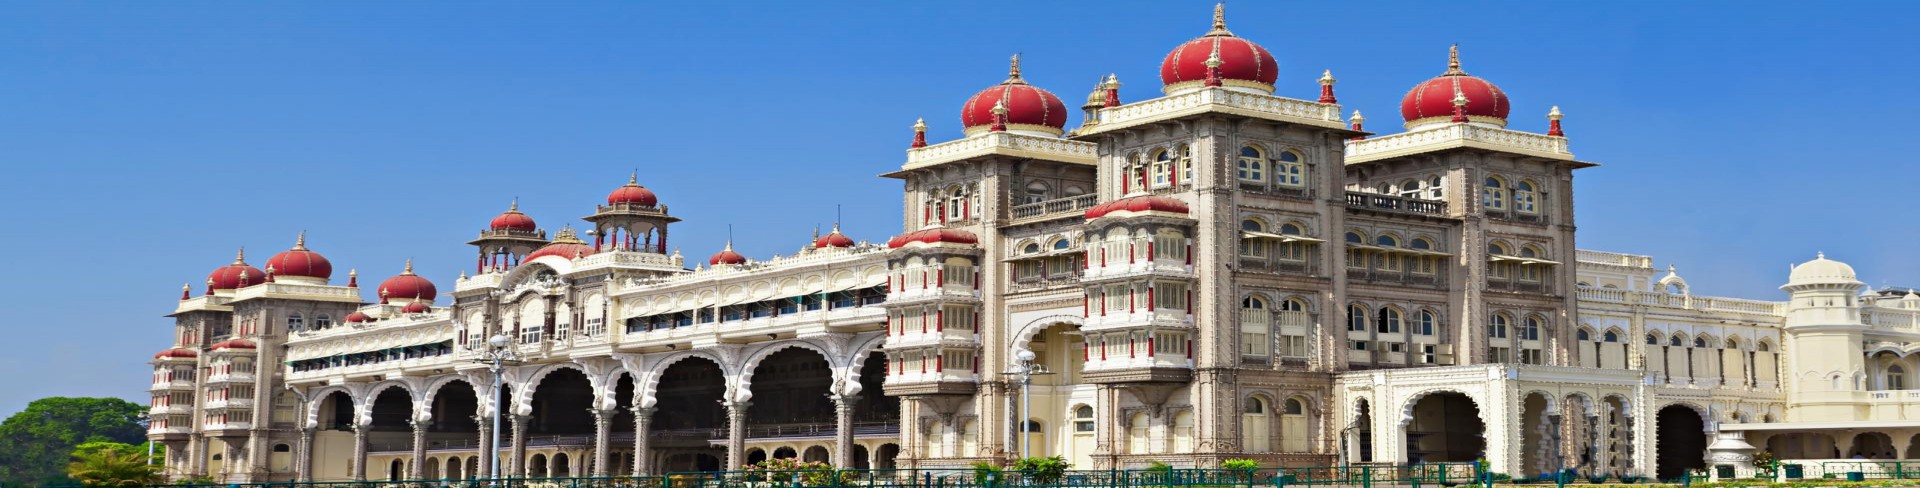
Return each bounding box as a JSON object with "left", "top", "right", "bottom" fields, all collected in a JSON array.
[
  {"left": 296, "top": 428, "right": 315, "bottom": 482},
  {"left": 475, "top": 416, "right": 494, "bottom": 479},
  {"left": 833, "top": 395, "right": 858, "bottom": 468},
  {"left": 509, "top": 414, "right": 530, "bottom": 477},
  {"left": 351, "top": 425, "right": 369, "bottom": 481},
  {"left": 409, "top": 420, "right": 428, "bottom": 479},
  {"left": 631, "top": 407, "right": 654, "bottom": 476},
  {"left": 189, "top": 436, "right": 207, "bottom": 477},
  {"left": 592, "top": 408, "right": 613, "bottom": 476},
  {"left": 724, "top": 401, "right": 750, "bottom": 469}
]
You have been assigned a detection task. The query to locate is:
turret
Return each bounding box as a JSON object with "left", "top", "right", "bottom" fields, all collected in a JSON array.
[{"left": 1780, "top": 252, "right": 1870, "bottom": 418}]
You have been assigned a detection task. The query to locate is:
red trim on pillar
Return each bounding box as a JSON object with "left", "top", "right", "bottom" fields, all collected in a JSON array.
[{"left": 936, "top": 309, "right": 944, "bottom": 332}]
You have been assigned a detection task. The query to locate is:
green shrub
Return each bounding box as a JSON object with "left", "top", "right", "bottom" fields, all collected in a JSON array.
[
  {"left": 1221, "top": 459, "right": 1260, "bottom": 470},
  {"left": 1012, "top": 456, "right": 1070, "bottom": 485}
]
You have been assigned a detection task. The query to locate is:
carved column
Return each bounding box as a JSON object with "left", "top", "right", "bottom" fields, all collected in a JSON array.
[
  {"left": 724, "top": 401, "right": 750, "bottom": 469},
  {"left": 832, "top": 395, "right": 858, "bottom": 468},
  {"left": 1092, "top": 385, "right": 1118, "bottom": 468},
  {"left": 189, "top": 436, "right": 207, "bottom": 477},
  {"left": 350, "top": 425, "right": 369, "bottom": 481},
  {"left": 591, "top": 408, "right": 613, "bottom": 476},
  {"left": 509, "top": 414, "right": 530, "bottom": 477},
  {"left": 631, "top": 407, "right": 654, "bottom": 476},
  {"left": 409, "top": 420, "right": 428, "bottom": 479},
  {"left": 475, "top": 416, "right": 494, "bottom": 479},
  {"left": 295, "top": 428, "right": 315, "bottom": 481}
]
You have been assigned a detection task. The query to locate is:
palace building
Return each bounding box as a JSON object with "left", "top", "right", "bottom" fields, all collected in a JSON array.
[{"left": 145, "top": 4, "right": 1917, "bottom": 483}]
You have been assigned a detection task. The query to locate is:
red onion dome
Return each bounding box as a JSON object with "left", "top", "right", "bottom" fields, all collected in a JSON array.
[
  {"left": 887, "top": 226, "right": 980, "bottom": 249},
  {"left": 709, "top": 242, "right": 747, "bottom": 266},
  {"left": 607, "top": 173, "right": 660, "bottom": 207},
  {"left": 377, "top": 259, "right": 437, "bottom": 303},
  {"left": 207, "top": 248, "right": 268, "bottom": 291},
  {"left": 490, "top": 199, "right": 537, "bottom": 232},
  {"left": 959, "top": 54, "right": 1069, "bottom": 137},
  {"left": 1085, "top": 193, "right": 1191, "bottom": 220},
  {"left": 814, "top": 224, "right": 855, "bottom": 248},
  {"left": 154, "top": 348, "right": 198, "bottom": 359},
  {"left": 1159, "top": 4, "right": 1278, "bottom": 95},
  {"left": 210, "top": 339, "right": 257, "bottom": 351},
  {"left": 401, "top": 301, "right": 431, "bottom": 314},
  {"left": 344, "top": 311, "right": 372, "bottom": 323},
  {"left": 525, "top": 226, "right": 598, "bottom": 261},
  {"left": 266, "top": 232, "right": 332, "bottom": 281},
  {"left": 1400, "top": 45, "right": 1511, "bottom": 128}
]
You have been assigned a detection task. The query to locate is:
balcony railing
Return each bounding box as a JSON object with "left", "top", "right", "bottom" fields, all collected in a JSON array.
[
  {"left": 1236, "top": 257, "right": 1316, "bottom": 276},
  {"left": 1486, "top": 210, "right": 1546, "bottom": 224},
  {"left": 1008, "top": 271, "right": 1084, "bottom": 292},
  {"left": 1346, "top": 268, "right": 1444, "bottom": 287},
  {"left": 1010, "top": 194, "right": 1100, "bottom": 221},
  {"left": 1344, "top": 192, "right": 1447, "bottom": 216},
  {"left": 1487, "top": 279, "right": 1548, "bottom": 294}
]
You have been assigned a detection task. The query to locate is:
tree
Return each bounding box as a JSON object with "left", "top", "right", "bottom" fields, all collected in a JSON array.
[
  {"left": 66, "top": 447, "right": 162, "bottom": 487},
  {"left": 71, "top": 441, "right": 163, "bottom": 463},
  {"left": 0, "top": 397, "right": 148, "bottom": 487}
]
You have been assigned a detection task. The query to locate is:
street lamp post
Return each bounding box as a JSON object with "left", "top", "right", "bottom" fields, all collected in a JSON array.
[
  {"left": 1007, "top": 349, "right": 1052, "bottom": 459},
  {"left": 477, "top": 334, "right": 521, "bottom": 481}
]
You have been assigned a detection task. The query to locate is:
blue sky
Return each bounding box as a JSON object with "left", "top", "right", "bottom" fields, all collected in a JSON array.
[{"left": 0, "top": 1, "right": 1915, "bottom": 416}]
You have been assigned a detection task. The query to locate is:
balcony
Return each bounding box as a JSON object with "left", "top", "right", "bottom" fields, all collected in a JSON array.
[
  {"left": 1236, "top": 257, "right": 1318, "bottom": 276},
  {"left": 1485, "top": 210, "right": 1546, "bottom": 225},
  {"left": 1346, "top": 268, "right": 1446, "bottom": 288},
  {"left": 886, "top": 284, "right": 981, "bottom": 306},
  {"left": 1084, "top": 258, "right": 1192, "bottom": 282},
  {"left": 899, "top": 131, "right": 1097, "bottom": 172},
  {"left": 149, "top": 404, "right": 193, "bottom": 416},
  {"left": 1010, "top": 194, "right": 1100, "bottom": 223},
  {"left": 1344, "top": 192, "right": 1448, "bottom": 216},
  {"left": 150, "top": 379, "right": 195, "bottom": 392},
  {"left": 1083, "top": 308, "right": 1193, "bottom": 331},
  {"left": 1008, "top": 270, "right": 1083, "bottom": 293},
  {"left": 1486, "top": 278, "right": 1549, "bottom": 295},
  {"left": 1082, "top": 354, "right": 1193, "bottom": 384},
  {"left": 286, "top": 353, "right": 459, "bottom": 383},
  {"left": 884, "top": 369, "right": 979, "bottom": 396},
  {"left": 1345, "top": 122, "right": 1579, "bottom": 164},
  {"left": 204, "top": 371, "right": 255, "bottom": 385},
  {"left": 1238, "top": 181, "right": 1311, "bottom": 199},
  {"left": 884, "top": 328, "right": 979, "bottom": 350}
]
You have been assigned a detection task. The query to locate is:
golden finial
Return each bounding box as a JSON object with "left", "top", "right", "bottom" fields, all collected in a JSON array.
[
  {"left": 1547, "top": 105, "right": 1564, "bottom": 120},
  {"left": 402, "top": 258, "right": 414, "bottom": 275},
  {"left": 1207, "top": 2, "right": 1231, "bottom": 36},
  {"left": 1204, "top": 41, "right": 1224, "bottom": 68},
  {"left": 1350, "top": 110, "right": 1365, "bottom": 124},
  {"left": 1006, "top": 54, "right": 1023, "bottom": 83},
  {"left": 233, "top": 247, "right": 247, "bottom": 265},
  {"left": 1320, "top": 70, "right": 1336, "bottom": 86},
  {"left": 913, "top": 118, "right": 927, "bottom": 131},
  {"left": 1444, "top": 44, "right": 1467, "bottom": 76},
  {"left": 293, "top": 231, "right": 308, "bottom": 250},
  {"left": 509, "top": 198, "right": 519, "bottom": 212},
  {"left": 348, "top": 268, "right": 357, "bottom": 277},
  {"left": 991, "top": 99, "right": 1009, "bottom": 115},
  {"left": 1451, "top": 86, "right": 1469, "bottom": 107},
  {"left": 182, "top": 283, "right": 191, "bottom": 292},
  {"left": 1106, "top": 73, "right": 1121, "bottom": 89},
  {"left": 628, "top": 171, "right": 638, "bottom": 185}
]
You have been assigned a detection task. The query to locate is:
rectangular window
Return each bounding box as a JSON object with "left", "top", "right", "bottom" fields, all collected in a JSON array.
[
  {"left": 1411, "top": 256, "right": 1436, "bottom": 274},
  {"left": 1386, "top": 342, "right": 1404, "bottom": 353},
  {"left": 1154, "top": 235, "right": 1188, "bottom": 262},
  {"left": 1104, "top": 285, "right": 1128, "bottom": 312},
  {"left": 1519, "top": 349, "right": 1543, "bottom": 365},
  {"left": 1490, "top": 347, "right": 1512, "bottom": 363},
  {"left": 1155, "top": 283, "right": 1188, "bottom": 310},
  {"left": 1151, "top": 162, "right": 1170, "bottom": 187},
  {"left": 1421, "top": 344, "right": 1438, "bottom": 364},
  {"left": 943, "top": 306, "right": 976, "bottom": 331},
  {"left": 1278, "top": 242, "right": 1307, "bottom": 261},
  {"left": 1045, "top": 256, "right": 1076, "bottom": 276},
  {"left": 944, "top": 265, "right": 975, "bottom": 287},
  {"left": 1351, "top": 341, "right": 1369, "bottom": 351},
  {"left": 1274, "top": 163, "right": 1304, "bottom": 187},
  {"left": 1518, "top": 264, "right": 1541, "bottom": 282},
  {"left": 1346, "top": 250, "right": 1367, "bottom": 269},
  {"left": 1279, "top": 335, "right": 1308, "bottom": 358}
]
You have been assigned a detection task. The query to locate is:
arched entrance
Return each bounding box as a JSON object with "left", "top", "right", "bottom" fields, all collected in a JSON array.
[
  {"left": 1655, "top": 405, "right": 1707, "bottom": 480},
  {"left": 1405, "top": 392, "right": 1483, "bottom": 464},
  {"left": 874, "top": 443, "right": 900, "bottom": 469},
  {"left": 1022, "top": 321, "right": 1088, "bottom": 461},
  {"left": 1601, "top": 395, "right": 1634, "bottom": 476},
  {"left": 429, "top": 381, "right": 479, "bottom": 474},
  {"left": 651, "top": 357, "right": 726, "bottom": 471},
  {"left": 747, "top": 348, "right": 835, "bottom": 443},
  {"left": 368, "top": 387, "right": 415, "bottom": 478},
  {"left": 1351, "top": 399, "right": 1373, "bottom": 463},
  {"left": 1519, "top": 392, "right": 1556, "bottom": 477}
]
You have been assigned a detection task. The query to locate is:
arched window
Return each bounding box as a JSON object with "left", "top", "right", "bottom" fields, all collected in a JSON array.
[
  {"left": 1274, "top": 151, "right": 1305, "bottom": 188},
  {"left": 1693, "top": 337, "right": 1707, "bottom": 348},
  {"left": 1669, "top": 335, "right": 1685, "bottom": 347},
  {"left": 1488, "top": 242, "right": 1513, "bottom": 279},
  {"left": 314, "top": 314, "right": 332, "bottom": 329},
  {"left": 1348, "top": 304, "right": 1368, "bottom": 332},
  {"left": 1514, "top": 180, "right": 1539, "bottom": 214},
  {"left": 1074, "top": 405, "right": 1095, "bottom": 432},
  {"left": 1521, "top": 316, "right": 1543, "bottom": 341},
  {"left": 1416, "top": 310, "right": 1437, "bottom": 335},
  {"left": 1024, "top": 180, "right": 1052, "bottom": 204},
  {"left": 1398, "top": 179, "right": 1423, "bottom": 199},
  {"left": 1052, "top": 239, "right": 1071, "bottom": 250},
  {"left": 1646, "top": 334, "right": 1658, "bottom": 345},
  {"left": 1238, "top": 146, "right": 1266, "bottom": 183},
  {"left": 947, "top": 187, "right": 968, "bottom": 221},
  {"left": 1177, "top": 145, "right": 1194, "bottom": 183},
  {"left": 1151, "top": 149, "right": 1173, "bottom": 187},
  {"left": 1376, "top": 307, "right": 1402, "bottom": 334},
  {"left": 286, "top": 313, "right": 304, "bottom": 331},
  {"left": 1488, "top": 314, "right": 1510, "bottom": 339},
  {"left": 1242, "top": 296, "right": 1271, "bottom": 356},
  {"left": 1023, "top": 243, "right": 1041, "bottom": 254},
  {"left": 1603, "top": 330, "right": 1619, "bottom": 342},
  {"left": 1376, "top": 235, "right": 1399, "bottom": 247},
  {"left": 1281, "top": 298, "right": 1306, "bottom": 312},
  {"left": 1483, "top": 176, "right": 1507, "bottom": 210},
  {"left": 1891, "top": 366, "right": 1907, "bottom": 391},
  {"left": 1577, "top": 328, "right": 1591, "bottom": 341},
  {"left": 1410, "top": 238, "right": 1432, "bottom": 250},
  {"left": 1242, "top": 397, "right": 1272, "bottom": 453},
  {"left": 1241, "top": 220, "right": 1268, "bottom": 258},
  {"left": 1427, "top": 176, "right": 1445, "bottom": 199},
  {"left": 1346, "top": 231, "right": 1364, "bottom": 244},
  {"left": 1758, "top": 341, "right": 1772, "bottom": 352}
]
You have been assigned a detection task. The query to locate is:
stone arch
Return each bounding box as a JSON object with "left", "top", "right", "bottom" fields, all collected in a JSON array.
[
  {"left": 1012, "top": 314, "right": 1085, "bottom": 353},
  {"left": 637, "top": 351, "right": 730, "bottom": 409},
  {"left": 1563, "top": 392, "right": 1597, "bottom": 417},
  {"left": 304, "top": 385, "right": 362, "bottom": 429},
  {"left": 840, "top": 334, "right": 889, "bottom": 397},
  {"left": 1656, "top": 401, "right": 1711, "bottom": 426},
  {"left": 1520, "top": 390, "right": 1560, "bottom": 416},
  {"left": 1398, "top": 388, "right": 1484, "bottom": 427},
  {"left": 737, "top": 340, "right": 837, "bottom": 403},
  {"left": 514, "top": 362, "right": 594, "bottom": 415}
]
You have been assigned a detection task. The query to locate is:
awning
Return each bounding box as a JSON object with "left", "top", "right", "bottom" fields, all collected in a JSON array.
[
  {"left": 828, "top": 271, "right": 888, "bottom": 292},
  {"left": 1242, "top": 231, "right": 1326, "bottom": 243},
  {"left": 1002, "top": 248, "right": 1085, "bottom": 262},
  {"left": 1491, "top": 254, "right": 1561, "bottom": 265}
]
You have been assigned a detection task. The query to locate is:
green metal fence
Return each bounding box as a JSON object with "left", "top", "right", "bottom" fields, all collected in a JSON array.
[
  {"left": 134, "top": 465, "right": 1486, "bottom": 488},
  {"left": 1816, "top": 460, "right": 1920, "bottom": 480}
]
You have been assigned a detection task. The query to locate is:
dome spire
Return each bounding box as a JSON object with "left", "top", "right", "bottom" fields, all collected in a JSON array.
[
  {"left": 989, "top": 99, "right": 1010, "bottom": 132},
  {"left": 1444, "top": 44, "right": 1468, "bottom": 76},
  {"left": 628, "top": 171, "right": 639, "bottom": 186},
  {"left": 293, "top": 231, "right": 307, "bottom": 251},
  {"left": 1206, "top": 2, "right": 1232, "bottom": 36},
  {"left": 1203, "top": 41, "right": 1225, "bottom": 87},
  {"left": 1547, "top": 106, "right": 1565, "bottom": 137},
  {"left": 233, "top": 247, "right": 247, "bottom": 265},
  {"left": 1103, "top": 74, "right": 1121, "bottom": 108},
  {"left": 181, "top": 283, "right": 192, "bottom": 301},
  {"left": 1005, "top": 54, "right": 1025, "bottom": 84},
  {"left": 1318, "top": 70, "right": 1338, "bottom": 104},
  {"left": 509, "top": 198, "right": 519, "bottom": 212},
  {"left": 402, "top": 258, "right": 415, "bottom": 276},
  {"left": 347, "top": 268, "right": 358, "bottom": 288},
  {"left": 1349, "top": 110, "right": 1366, "bottom": 141},
  {"left": 911, "top": 118, "right": 928, "bottom": 148},
  {"left": 1450, "top": 86, "right": 1471, "bottom": 123}
]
